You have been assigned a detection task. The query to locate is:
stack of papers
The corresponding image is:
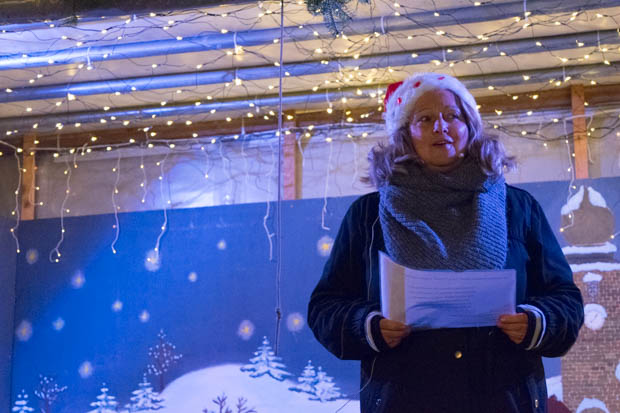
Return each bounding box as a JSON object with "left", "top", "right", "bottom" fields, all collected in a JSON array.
[{"left": 379, "top": 252, "right": 516, "bottom": 329}]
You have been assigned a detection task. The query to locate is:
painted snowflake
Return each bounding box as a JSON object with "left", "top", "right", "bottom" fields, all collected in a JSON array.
[
  {"left": 79, "top": 361, "right": 94, "bottom": 378},
  {"left": 16, "top": 320, "right": 33, "bottom": 342},
  {"left": 140, "top": 310, "right": 151, "bottom": 323},
  {"left": 71, "top": 271, "right": 85, "bottom": 289},
  {"left": 316, "top": 235, "right": 334, "bottom": 257},
  {"left": 111, "top": 300, "right": 123, "bottom": 312},
  {"left": 286, "top": 312, "right": 305, "bottom": 332},
  {"left": 26, "top": 248, "right": 39, "bottom": 265},
  {"left": 237, "top": 320, "right": 255, "bottom": 340},
  {"left": 52, "top": 318, "right": 65, "bottom": 331}
]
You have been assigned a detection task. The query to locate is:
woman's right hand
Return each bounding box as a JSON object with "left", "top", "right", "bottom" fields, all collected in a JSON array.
[{"left": 380, "top": 318, "right": 412, "bottom": 348}]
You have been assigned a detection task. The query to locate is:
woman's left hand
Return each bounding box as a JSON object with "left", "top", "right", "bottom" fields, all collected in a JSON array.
[{"left": 497, "top": 313, "right": 528, "bottom": 344}]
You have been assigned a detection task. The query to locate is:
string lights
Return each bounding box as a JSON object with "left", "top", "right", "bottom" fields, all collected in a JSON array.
[
  {"left": 0, "top": 140, "right": 22, "bottom": 253},
  {"left": 111, "top": 150, "right": 121, "bottom": 254},
  {"left": 321, "top": 136, "right": 333, "bottom": 231},
  {"left": 152, "top": 151, "right": 170, "bottom": 261},
  {"left": 140, "top": 144, "right": 148, "bottom": 204},
  {"left": 0, "top": 0, "right": 618, "bottom": 262},
  {"left": 49, "top": 149, "right": 75, "bottom": 263}
]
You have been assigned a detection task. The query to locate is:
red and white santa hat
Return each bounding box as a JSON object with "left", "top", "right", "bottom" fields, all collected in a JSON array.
[{"left": 383, "top": 72, "right": 481, "bottom": 138}]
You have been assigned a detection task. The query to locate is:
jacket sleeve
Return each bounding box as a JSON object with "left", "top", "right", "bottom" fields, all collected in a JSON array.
[
  {"left": 307, "top": 198, "right": 382, "bottom": 360},
  {"left": 522, "top": 197, "right": 584, "bottom": 357}
]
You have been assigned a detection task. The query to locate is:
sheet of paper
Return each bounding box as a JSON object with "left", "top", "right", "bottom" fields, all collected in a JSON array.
[{"left": 379, "top": 252, "right": 516, "bottom": 328}]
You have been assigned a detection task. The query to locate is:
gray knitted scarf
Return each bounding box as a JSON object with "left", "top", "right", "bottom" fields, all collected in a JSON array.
[{"left": 378, "top": 158, "right": 507, "bottom": 271}]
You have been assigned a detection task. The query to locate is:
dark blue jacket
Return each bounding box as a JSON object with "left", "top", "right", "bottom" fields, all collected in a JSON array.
[{"left": 308, "top": 186, "right": 583, "bottom": 413}]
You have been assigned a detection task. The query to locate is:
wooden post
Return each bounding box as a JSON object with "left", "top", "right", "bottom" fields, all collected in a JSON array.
[
  {"left": 20, "top": 134, "right": 37, "bottom": 220},
  {"left": 283, "top": 115, "right": 300, "bottom": 200},
  {"left": 570, "top": 84, "right": 589, "bottom": 179}
]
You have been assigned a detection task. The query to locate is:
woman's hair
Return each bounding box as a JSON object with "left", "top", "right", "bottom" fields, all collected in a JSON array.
[{"left": 365, "top": 89, "right": 516, "bottom": 187}]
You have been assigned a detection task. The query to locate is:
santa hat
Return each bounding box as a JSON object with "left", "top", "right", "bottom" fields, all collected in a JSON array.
[{"left": 383, "top": 73, "right": 481, "bottom": 138}]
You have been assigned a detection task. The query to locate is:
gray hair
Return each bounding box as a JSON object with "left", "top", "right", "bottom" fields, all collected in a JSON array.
[{"left": 365, "top": 91, "right": 515, "bottom": 187}]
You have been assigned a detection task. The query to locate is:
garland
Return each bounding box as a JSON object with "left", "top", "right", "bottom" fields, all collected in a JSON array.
[{"left": 306, "top": 0, "right": 369, "bottom": 35}]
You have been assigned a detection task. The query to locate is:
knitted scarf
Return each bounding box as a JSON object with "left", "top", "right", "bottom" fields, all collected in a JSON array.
[{"left": 378, "top": 158, "right": 507, "bottom": 271}]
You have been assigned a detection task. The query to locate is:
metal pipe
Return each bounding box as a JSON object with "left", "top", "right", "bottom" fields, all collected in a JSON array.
[
  {"left": 2, "top": 28, "right": 619, "bottom": 103},
  {"left": 0, "top": 86, "right": 378, "bottom": 131},
  {"left": 2, "top": 61, "right": 619, "bottom": 132},
  {"left": 0, "top": 0, "right": 616, "bottom": 69},
  {"left": 0, "top": 0, "right": 253, "bottom": 25}
]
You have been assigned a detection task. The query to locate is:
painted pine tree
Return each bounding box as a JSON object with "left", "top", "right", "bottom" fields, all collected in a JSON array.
[
  {"left": 288, "top": 360, "right": 317, "bottom": 394},
  {"left": 240, "top": 336, "right": 291, "bottom": 381},
  {"left": 146, "top": 329, "right": 183, "bottom": 392},
  {"left": 89, "top": 384, "right": 118, "bottom": 413},
  {"left": 34, "top": 375, "right": 67, "bottom": 413},
  {"left": 309, "top": 367, "right": 342, "bottom": 402},
  {"left": 12, "top": 390, "right": 34, "bottom": 412},
  {"left": 126, "top": 375, "right": 165, "bottom": 411}
]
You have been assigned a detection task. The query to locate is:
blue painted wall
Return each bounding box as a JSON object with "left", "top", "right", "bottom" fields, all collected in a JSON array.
[{"left": 11, "top": 197, "right": 359, "bottom": 412}]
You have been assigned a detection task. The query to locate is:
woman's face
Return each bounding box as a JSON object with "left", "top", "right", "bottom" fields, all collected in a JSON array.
[{"left": 408, "top": 89, "right": 469, "bottom": 172}]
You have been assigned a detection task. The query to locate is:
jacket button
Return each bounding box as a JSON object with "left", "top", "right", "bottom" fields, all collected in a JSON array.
[
  {"left": 376, "top": 398, "right": 382, "bottom": 406},
  {"left": 535, "top": 399, "right": 539, "bottom": 408},
  {"left": 454, "top": 351, "right": 463, "bottom": 359}
]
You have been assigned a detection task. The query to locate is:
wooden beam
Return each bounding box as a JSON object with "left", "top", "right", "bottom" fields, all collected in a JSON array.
[
  {"left": 584, "top": 83, "right": 620, "bottom": 106},
  {"left": 477, "top": 88, "right": 572, "bottom": 114},
  {"left": 478, "top": 83, "right": 620, "bottom": 115},
  {"left": 571, "top": 84, "right": 589, "bottom": 179},
  {"left": 283, "top": 129, "right": 299, "bottom": 200},
  {"left": 295, "top": 108, "right": 382, "bottom": 127},
  {"left": 280, "top": 116, "right": 298, "bottom": 200},
  {"left": 28, "top": 113, "right": 298, "bottom": 148},
  {"left": 21, "top": 134, "right": 37, "bottom": 220}
]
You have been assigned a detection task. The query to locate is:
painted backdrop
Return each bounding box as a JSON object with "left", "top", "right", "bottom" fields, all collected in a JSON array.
[{"left": 8, "top": 177, "right": 620, "bottom": 413}]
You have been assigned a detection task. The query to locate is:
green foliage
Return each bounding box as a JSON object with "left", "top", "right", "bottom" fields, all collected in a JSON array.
[{"left": 306, "top": 0, "right": 370, "bottom": 35}]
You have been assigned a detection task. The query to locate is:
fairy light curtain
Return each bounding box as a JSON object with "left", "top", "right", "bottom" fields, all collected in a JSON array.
[{"left": 0, "top": 0, "right": 619, "bottom": 222}]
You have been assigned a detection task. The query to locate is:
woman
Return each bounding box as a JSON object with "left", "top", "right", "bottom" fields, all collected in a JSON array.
[{"left": 307, "top": 73, "right": 583, "bottom": 412}]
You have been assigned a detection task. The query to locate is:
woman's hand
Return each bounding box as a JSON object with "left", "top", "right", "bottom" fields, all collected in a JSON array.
[
  {"left": 380, "top": 319, "right": 412, "bottom": 348},
  {"left": 497, "top": 313, "right": 528, "bottom": 344}
]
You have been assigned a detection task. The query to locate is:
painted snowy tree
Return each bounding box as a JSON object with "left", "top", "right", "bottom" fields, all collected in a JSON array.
[
  {"left": 203, "top": 394, "right": 257, "bottom": 413},
  {"left": 309, "top": 367, "right": 342, "bottom": 402},
  {"left": 34, "top": 375, "right": 67, "bottom": 413},
  {"left": 289, "top": 360, "right": 317, "bottom": 394},
  {"left": 146, "top": 329, "right": 183, "bottom": 392},
  {"left": 12, "top": 390, "right": 34, "bottom": 412},
  {"left": 240, "top": 336, "right": 291, "bottom": 381},
  {"left": 126, "top": 375, "right": 165, "bottom": 411},
  {"left": 89, "top": 383, "right": 118, "bottom": 413}
]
